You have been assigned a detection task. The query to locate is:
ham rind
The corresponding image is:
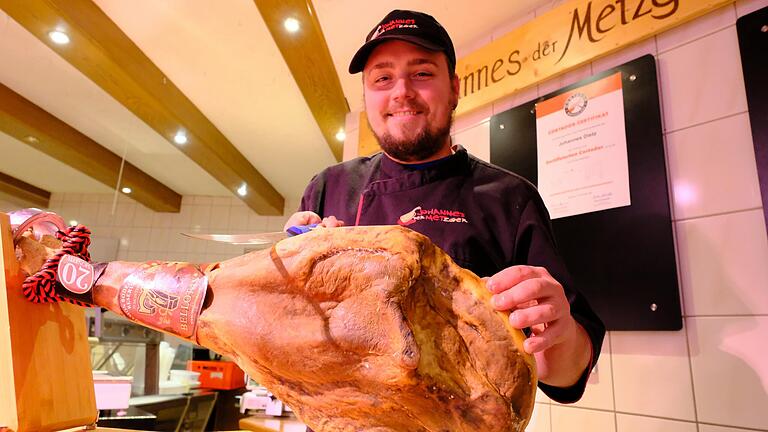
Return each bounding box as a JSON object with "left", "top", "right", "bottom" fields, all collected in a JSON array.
[{"left": 18, "top": 225, "right": 536, "bottom": 431}]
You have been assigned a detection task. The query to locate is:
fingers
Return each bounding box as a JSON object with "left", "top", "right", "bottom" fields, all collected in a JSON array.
[
  {"left": 487, "top": 265, "right": 574, "bottom": 354},
  {"left": 508, "top": 302, "right": 564, "bottom": 329},
  {"left": 283, "top": 212, "right": 345, "bottom": 231},
  {"left": 283, "top": 211, "right": 321, "bottom": 231},
  {"left": 491, "top": 276, "right": 552, "bottom": 311},
  {"left": 321, "top": 216, "right": 346, "bottom": 228},
  {"left": 521, "top": 317, "right": 571, "bottom": 354},
  {"left": 487, "top": 265, "right": 551, "bottom": 294}
]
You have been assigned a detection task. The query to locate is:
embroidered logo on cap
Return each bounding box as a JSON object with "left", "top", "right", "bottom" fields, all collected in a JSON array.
[{"left": 371, "top": 19, "right": 418, "bottom": 40}]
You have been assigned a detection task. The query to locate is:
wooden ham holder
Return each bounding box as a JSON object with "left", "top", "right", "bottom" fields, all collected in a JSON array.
[{"left": 0, "top": 212, "right": 97, "bottom": 431}]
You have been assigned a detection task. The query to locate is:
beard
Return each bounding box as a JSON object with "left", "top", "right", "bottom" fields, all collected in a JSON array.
[{"left": 373, "top": 112, "right": 453, "bottom": 162}]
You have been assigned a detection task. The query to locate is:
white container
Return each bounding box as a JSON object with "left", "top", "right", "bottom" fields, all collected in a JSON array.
[
  {"left": 239, "top": 392, "right": 270, "bottom": 413},
  {"left": 169, "top": 369, "right": 200, "bottom": 385},
  {"left": 93, "top": 374, "right": 133, "bottom": 410},
  {"left": 159, "top": 380, "right": 188, "bottom": 395}
]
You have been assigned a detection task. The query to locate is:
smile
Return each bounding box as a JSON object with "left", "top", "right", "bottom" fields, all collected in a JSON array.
[{"left": 388, "top": 111, "right": 421, "bottom": 117}]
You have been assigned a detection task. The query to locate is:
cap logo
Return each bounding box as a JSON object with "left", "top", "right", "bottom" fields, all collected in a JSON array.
[{"left": 371, "top": 19, "right": 418, "bottom": 40}]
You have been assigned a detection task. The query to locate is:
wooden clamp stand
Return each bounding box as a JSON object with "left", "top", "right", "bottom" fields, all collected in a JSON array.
[{"left": 0, "top": 212, "right": 97, "bottom": 431}]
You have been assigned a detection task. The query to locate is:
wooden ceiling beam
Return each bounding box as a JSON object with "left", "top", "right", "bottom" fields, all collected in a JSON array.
[
  {"left": 0, "top": 83, "right": 181, "bottom": 212},
  {"left": 255, "top": 0, "right": 348, "bottom": 162},
  {"left": 0, "top": 171, "right": 50, "bottom": 209},
  {"left": 0, "top": 0, "right": 284, "bottom": 215}
]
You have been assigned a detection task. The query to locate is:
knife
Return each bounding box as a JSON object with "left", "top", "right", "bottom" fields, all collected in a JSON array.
[{"left": 182, "top": 223, "right": 319, "bottom": 245}]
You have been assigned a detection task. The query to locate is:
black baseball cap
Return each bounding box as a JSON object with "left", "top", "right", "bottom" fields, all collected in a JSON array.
[{"left": 348, "top": 9, "right": 456, "bottom": 74}]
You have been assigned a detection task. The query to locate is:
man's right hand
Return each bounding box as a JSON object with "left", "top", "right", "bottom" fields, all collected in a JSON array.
[{"left": 284, "top": 211, "right": 345, "bottom": 231}]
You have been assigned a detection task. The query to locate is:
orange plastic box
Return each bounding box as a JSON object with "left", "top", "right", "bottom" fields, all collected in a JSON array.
[{"left": 187, "top": 360, "right": 246, "bottom": 390}]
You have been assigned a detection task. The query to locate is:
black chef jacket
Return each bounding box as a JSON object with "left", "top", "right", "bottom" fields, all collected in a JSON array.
[{"left": 299, "top": 146, "right": 605, "bottom": 403}]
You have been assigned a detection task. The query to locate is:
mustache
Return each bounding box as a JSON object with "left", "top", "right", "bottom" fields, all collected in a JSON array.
[{"left": 386, "top": 102, "right": 427, "bottom": 113}]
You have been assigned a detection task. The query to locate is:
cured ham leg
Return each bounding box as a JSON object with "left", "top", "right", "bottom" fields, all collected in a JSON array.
[{"left": 17, "top": 225, "right": 536, "bottom": 432}]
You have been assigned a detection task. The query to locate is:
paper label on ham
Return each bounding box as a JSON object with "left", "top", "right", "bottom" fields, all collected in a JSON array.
[
  {"left": 57, "top": 255, "right": 95, "bottom": 294},
  {"left": 118, "top": 261, "right": 207, "bottom": 340}
]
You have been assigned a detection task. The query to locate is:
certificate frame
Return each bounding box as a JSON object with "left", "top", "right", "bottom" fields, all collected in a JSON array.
[
  {"left": 737, "top": 7, "right": 768, "bottom": 234},
  {"left": 490, "top": 55, "right": 681, "bottom": 330}
]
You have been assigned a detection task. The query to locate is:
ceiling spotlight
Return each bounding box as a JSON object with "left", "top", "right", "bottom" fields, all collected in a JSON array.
[
  {"left": 24, "top": 135, "right": 40, "bottom": 144},
  {"left": 335, "top": 129, "right": 346, "bottom": 142},
  {"left": 69, "top": 220, "right": 78, "bottom": 226},
  {"left": 237, "top": 183, "right": 247, "bottom": 197},
  {"left": 284, "top": 17, "right": 300, "bottom": 33},
  {"left": 48, "top": 30, "right": 70, "bottom": 45},
  {"left": 121, "top": 187, "right": 132, "bottom": 194},
  {"left": 173, "top": 131, "right": 188, "bottom": 145}
]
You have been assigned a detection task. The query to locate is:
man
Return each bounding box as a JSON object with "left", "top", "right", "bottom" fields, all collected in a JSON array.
[{"left": 285, "top": 9, "right": 604, "bottom": 403}]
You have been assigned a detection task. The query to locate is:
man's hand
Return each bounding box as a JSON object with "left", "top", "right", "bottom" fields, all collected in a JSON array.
[
  {"left": 487, "top": 265, "right": 571, "bottom": 354},
  {"left": 487, "top": 265, "right": 591, "bottom": 387},
  {"left": 284, "top": 211, "right": 346, "bottom": 231}
]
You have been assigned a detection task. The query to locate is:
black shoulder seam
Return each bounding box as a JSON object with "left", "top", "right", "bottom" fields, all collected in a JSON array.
[{"left": 467, "top": 154, "right": 540, "bottom": 194}]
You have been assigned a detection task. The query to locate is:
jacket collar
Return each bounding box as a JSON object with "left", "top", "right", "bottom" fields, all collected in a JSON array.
[
  {"left": 367, "top": 146, "right": 472, "bottom": 194},
  {"left": 379, "top": 145, "right": 469, "bottom": 177}
]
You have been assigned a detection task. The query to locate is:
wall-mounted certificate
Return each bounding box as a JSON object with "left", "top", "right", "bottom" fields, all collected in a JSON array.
[{"left": 535, "top": 72, "right": 630, "bottom": 219}]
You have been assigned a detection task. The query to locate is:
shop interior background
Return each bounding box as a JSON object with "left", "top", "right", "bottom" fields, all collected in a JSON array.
[{"left": 1, "top": 0, "right": 767, "bottom": 431}]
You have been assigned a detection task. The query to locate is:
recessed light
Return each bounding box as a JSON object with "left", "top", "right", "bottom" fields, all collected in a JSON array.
[
  {"left": 237, "top": 183, "right": 247, "bottom": 197},
  {"left": 335, "top": 129, "right": 346, "bottom": 142},
  {"left": 284, "top": 17, "right": 300, "bottom": 33},
  {"left": 173, "top": 131, "right": 188, "bottom": 145},
  {"left": 48, "top": 30, "right": 70, "bottom": 45},
  {"left": 24, "top": 135, "right": 40, "bottom": 144},
  {"left": 121, "top": 187, "right": 132, "bottom": 194}
]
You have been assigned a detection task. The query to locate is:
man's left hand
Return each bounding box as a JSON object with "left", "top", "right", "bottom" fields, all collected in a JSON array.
[
  {"left": 487, "top": 265, "right": 592, "bottom": 387},
  {"left": 487, "top": 265, "right": 576, "bottom": 354}
]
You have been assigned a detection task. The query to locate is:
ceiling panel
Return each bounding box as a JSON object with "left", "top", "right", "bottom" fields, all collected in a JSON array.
[
  {"left": 93, "top": 0, "right": 337, "bottom": 199},
  {"left": 0, "top": 130, "right": 112, "bottom": 194},
  {"left": 1, "top": 1, "right": 555, "bottom": 206},
  {"left": 0, "top": 10, "right": 230, "bottom": 196}
]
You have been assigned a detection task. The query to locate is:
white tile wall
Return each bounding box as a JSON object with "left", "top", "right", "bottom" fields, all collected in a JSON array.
[
  {"left": 687, "top": 316, "right": 768, "bottom": 430},
  {"left": 527, "top": 403, "right": 552, "bottom": 432},
  {"left": 616, "top": 413, "right": 697, "bottom": 432},
  {"left": 591, "top": 38, "right": 657, "bottom": 76},
  {"left": 551, "top": 405, "right": 616, "bottom": 432},
  {"left": 37, "top": 193, "right": 295, "bottom": 263},
  {"left": 343, "top": 111, "right": 360, "bottom": 162},
  {"left": 700, "top": 425, "right": 765, "bottom": 432},
  {"left": 452, "top": 120, "right": 491, "bottom": 163},
  {"left": 665, "top": 113, "right": 761, "bottom": 219},
  {"left": 567, "top": 334, "right": 614, "bottom": 411},
  {"left": 536, "top": 386, "right": 552, "bottom": 404},
  {"left": 429, "top": 3, "right": 768, "bottom": 431},
  {"left": 657, "top": 26, "right": 748, "bottom": 132},
  {"left": 656, "top": 5, "right": 737, "bottom": 53},
  {"left": 736, "top": 0, "right": 768, "bottom": 16},
  {"left": 537, "top": 64, "right": 594, "bottom": 98},
  {"left": 492, "top": 84, "right": 539, "bottom": 116},
  {"left": 452, "top": 102, "right": 492, "bottom": 136},
  {"left": 676, "top": 209, "right": 768, "bottom": 316},
  {"left": 611, "top": 330, "right": 696, "bottom": 421}
]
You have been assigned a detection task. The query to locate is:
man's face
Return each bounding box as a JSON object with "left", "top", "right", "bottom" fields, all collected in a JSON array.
[{"left": 363, "top": 40, "right": 459, "bottom": 162}]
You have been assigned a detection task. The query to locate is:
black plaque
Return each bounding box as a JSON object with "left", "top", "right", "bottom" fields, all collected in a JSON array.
[
  {"left": 490, "top": 55, "right": 681, "bottom": 330},
  {"left": 737, "top": 7, "right": 768, "bottom": 231}
]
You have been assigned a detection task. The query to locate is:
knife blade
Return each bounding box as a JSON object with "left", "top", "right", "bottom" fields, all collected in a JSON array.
[{"left": 182, "top": 223, "right": 319, "bottom": 245}]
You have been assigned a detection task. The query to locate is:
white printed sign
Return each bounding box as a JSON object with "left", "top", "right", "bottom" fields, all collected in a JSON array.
[{"left": 535, "top": 72, "right": 631, "bottom": 219}]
